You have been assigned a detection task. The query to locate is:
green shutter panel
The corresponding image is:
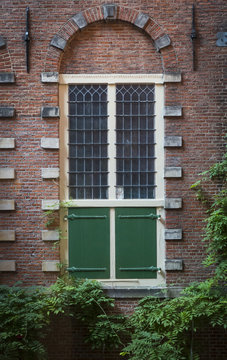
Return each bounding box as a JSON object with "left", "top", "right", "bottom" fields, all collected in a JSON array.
[
  {"left": 68, "top": 208, "right": 110, "bottom": 279},
  {"left": 115, "top": 208, "right": 157, "bottom": 279}
]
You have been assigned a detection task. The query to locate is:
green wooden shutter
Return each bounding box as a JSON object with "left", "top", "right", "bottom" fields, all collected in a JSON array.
[
  {"left": 115, "top": 208, "right": 157, "bottom": 279},
  {"left": 68, "top": 208, "right": 110, "bottom": 279}
]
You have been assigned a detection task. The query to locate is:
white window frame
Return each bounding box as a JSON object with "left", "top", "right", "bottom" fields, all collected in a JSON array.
[{"left": 59, "top": 74, "right": 166, "bottom": 287}]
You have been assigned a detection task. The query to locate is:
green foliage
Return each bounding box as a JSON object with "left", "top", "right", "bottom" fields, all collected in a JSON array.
[
  {"left": 122, "top": 279, "right": 227, "bottom": 360},
  {"left": 121, "top": 151, "right": 227, "bottom": 360},
  {"left": 88, "top": 314, "right": 129, "bottom": 350},
  {"left": 0, "top": 277, "right": 121, "bottom": 359},
  {"left": 191, "top": 152, "right": 227, "bottom": 278},
  {"left": 1, "top": 154, "right": 226, "bottom": 360},
  {"left": 0, "top": 285, "right": 49, "bottom": 360}
]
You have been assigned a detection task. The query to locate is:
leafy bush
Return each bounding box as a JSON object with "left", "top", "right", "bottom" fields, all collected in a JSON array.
[
  {"left": 122, "top": 279, "right": 227, "bottom": 360},
  {"left": 0, "top": 277, "right": 117, "bottom": 360},
  {"left": 120, "top": 151, "right": 227, "bottom": 360},
  {"left": 0, "top": 285, "right": 49, "bottom": 360}
]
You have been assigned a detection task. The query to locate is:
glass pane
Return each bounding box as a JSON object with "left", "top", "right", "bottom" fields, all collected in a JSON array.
[
  {"left": 116, "top": 84, "right": 156, "bottom": 199},
  {"left": 68, "top": 85, "right": 108, "bottom": 199}
]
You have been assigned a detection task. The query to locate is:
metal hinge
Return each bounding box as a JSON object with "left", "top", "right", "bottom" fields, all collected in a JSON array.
[
  {"left": 119, "top": 266, "right": 161, "bottom": 272},
  {"left": 67, "top": 266, "right": 106, "bottom": 272},
  {"left": 65, "top": 214, "right": 107, "bottom": 221},
  {"left": 118, "top": 213, "right": 161, "bottom": 220}
]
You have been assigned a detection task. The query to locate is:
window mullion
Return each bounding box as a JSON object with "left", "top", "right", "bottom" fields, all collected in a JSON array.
[{"left": 108, "top": 84, "right": 116, "bottom": 199}]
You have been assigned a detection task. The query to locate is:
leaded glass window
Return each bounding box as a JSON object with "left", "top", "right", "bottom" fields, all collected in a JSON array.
[
  {"left": 68, "top": 85, "right": 108, "bottom": 199},
  {"left": 68, "top": 83, "right": 156, "bottom": 200},
  {"left": 116, "top": 84, "right": 155, "bottom": 199}
]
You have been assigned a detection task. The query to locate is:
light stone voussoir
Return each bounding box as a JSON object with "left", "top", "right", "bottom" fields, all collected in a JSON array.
[
  {"left": 72, "top": 12, "right": 88, "bottom": 29},
  {"left": 50, "top": 35, "right": 67, "bottom": 51},
  {"left": 134, "top": 13, "right": 149, "bottom": 29},
  {"left": 154, "top": 34, "right": 171, "bottom": 51},
  {"left": 102, "top": 4, "right": 117, "bottom": 19}
]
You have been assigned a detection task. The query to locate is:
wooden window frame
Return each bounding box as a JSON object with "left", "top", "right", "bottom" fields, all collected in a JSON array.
[{"left": 59, "top": 74, "right": 165, "bottom": 287}]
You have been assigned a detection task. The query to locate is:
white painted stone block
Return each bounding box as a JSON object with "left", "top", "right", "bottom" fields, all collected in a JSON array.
[
  {"left": 164, "top": 106, "right": 182, "bottom": 117},
  {"left": 164, "top": 229, "right": 182, "bottom": 240},
  {"left": 164, "top": 136, "right": 182, "bottom": 147},
  {"left": 41, "top": 168, "right": 59, "bottom": 179},
  {"left": 42, "top": 200, "right": 60, "bottom": 210},
  {"left": 0, "top": 230, "right": 15, "bottom": 241},
  {"left": 0, "top": 138, "right": 15, "bottom": 148},
  {"left": 163, "top": 72, "right": 182, "bottom": 83},
  {"left": 165, "top": 260, "right": 183, "bottom": 271},
  {"left": 164, "top": 167, "right": 182, "bottom": 178},
  {"left": 42, "top": 260, "right": 59, "bottom": 272},
  {"left": 0, "top": 260, "right": 16, "bottom": 271},
  {"left": 0, "top": 168, "right": 15, "bottom": 179},
  {"left": 41, "top": 138, "right": 59, "bottom": 149},
  {"left": 0, "top": 200, "right": 15, "bottom": 210},
  {"left": 42, "top": 230, "right": 59, "bottom": 241},
  {"left": 41, "top": 72, "right": 59, "bottom": 83},
  {"left": 165, "top": 198, "right": 182, "bottom": 209}
]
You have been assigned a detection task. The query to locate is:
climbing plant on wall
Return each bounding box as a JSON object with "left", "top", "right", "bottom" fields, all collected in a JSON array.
[{"left": 118, "top": 151, "right": 227, "bottom": 360}]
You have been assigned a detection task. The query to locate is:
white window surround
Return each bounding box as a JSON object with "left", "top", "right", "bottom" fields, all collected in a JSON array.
[{"left": 59, "top": 74, "right": 165, "bottom": 287}]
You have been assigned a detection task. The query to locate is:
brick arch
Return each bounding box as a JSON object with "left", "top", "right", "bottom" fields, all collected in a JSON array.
[
  {"left": 44, "top": 4, "right": 178, "bottom": 73},
  {"left": 0, "top": 36, "right": 13, "bottom": 72}
]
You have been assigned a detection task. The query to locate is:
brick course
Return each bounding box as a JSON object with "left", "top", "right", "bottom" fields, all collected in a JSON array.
[
  {"left": 0, "top": 0, "right": 226, "bottom": 285},
  {"left": 0, "top": 1, "right": 226, "bottom": 357}
]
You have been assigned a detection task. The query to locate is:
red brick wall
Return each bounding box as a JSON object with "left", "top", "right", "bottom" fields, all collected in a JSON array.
[
  {"left": 0, "top": 1, "right": 226, "bottom": 287},
  {"left": 60, "top": 22, "right": 162, "bottom": 74}
]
